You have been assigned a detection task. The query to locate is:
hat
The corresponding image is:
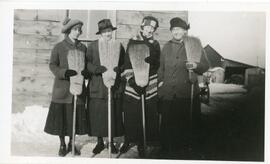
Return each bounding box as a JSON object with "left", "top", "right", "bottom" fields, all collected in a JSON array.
[
  {"left": 170, "top": 17, "right": 190, "bottom": 30},
  {"left": 96, "top": 19, "right": 117, "bottom": 35},
  {"left": 141, "top": 16, "right": 159, "bottom": 31},
  {"left": 61, "top": 17, "right": 83, "bottom": 33}
]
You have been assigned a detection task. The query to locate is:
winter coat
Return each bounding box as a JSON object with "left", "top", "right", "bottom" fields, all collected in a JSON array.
[
  {"left": 49, "top": 36, "right": 87, "bottom": 104},
  {"left": 86, "top": 40, "right": 125, "bottom": 99},
  {"left": 158, "top": 36, "right": 209, "bottom": 100}
]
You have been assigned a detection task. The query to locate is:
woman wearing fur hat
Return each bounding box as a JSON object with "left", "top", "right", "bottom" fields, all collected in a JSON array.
[
  {"left": 86, "top": 19, "right": 125, "bottom": 154},
  {"left": 44, "top": 18, "right": 89, "bottom": 157},
  {"left": 158, "top": 17, "right": 209, "bottom": 153},
  {"left": 120, "top": 16, "right": 161, "bottom": 157}
]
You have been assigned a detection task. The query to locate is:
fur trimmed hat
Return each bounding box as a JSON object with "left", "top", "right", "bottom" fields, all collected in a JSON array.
[
  {"left": 61, "top": 17, "right": 83, "bottom": 34},
  {"left": 96, "top": 19, "right": 117, "bottom": 35},
  {"left": 141, "top": 16, "right": 159, "bottom": 31},
  {"left": 170, "top": 17, "right": 190, "bottom": 30}
]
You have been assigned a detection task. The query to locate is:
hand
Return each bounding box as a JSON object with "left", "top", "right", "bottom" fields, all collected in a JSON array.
[
  {"left": 95, "top": 66, "right": 107, "bottom": 74},
  {"left": 65, "top": 69, "right": 77, "bottom": 78},
  {"left": 186, "top": 62, "right": 197, "bottom": 70},
  {"left": 113, "top": 66, "right": 121, "bottom": 74},
  {"left": 128, "top": 77, "right": 145, "bottom": 95},
  {"left": 144, "top": 56, "right": 155, "bottom": 64},
  {"left": 81, "top": 69, "right": 91, "bottom": 79}
]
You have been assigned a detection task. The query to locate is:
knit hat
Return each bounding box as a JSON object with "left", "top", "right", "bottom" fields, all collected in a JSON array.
[
  {"left": 141, "top": 16, "right": 159, "bottom": 31},
  {"left": 96, "top": 19, "right": 117, "bottom": 35},
  {"left": 61, "top": 17, "right": 83, "bottom": 33},
  {"left": 170, "top": 17, "right": 190, "bottom": 30}
]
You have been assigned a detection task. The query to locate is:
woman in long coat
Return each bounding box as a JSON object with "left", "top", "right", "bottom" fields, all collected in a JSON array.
[
  {"left": 158, "top": 17, "right": 209, "bottom": 153},
  {"left": 44, "top": 18, "right": 88, "bottom": 157},
  {"left": 120, "top": 16, "right": 161, "bottom": 157},
  {"left": 86, "top": 19, "right": 125, "bottom": 154}
]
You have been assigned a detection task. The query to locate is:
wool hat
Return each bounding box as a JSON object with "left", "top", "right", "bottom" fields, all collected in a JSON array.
[
  {"left": 170, "top": 17, "right": 190, "bottom": 30},
  {"left": 61, "top": 17, "right": 83, "bottom": 34},
  {"left": 141, "top": 16, "right": 159, "bottom": 31},
  {"left": 96, "top": 19, "right": 117, "bottom": 35}
]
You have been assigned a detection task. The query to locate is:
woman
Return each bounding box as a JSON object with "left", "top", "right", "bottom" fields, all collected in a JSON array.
[
  {"left": 120, "top": 16, "right": 161, "bottom": 157},
  {"left": 158, "top": 17, "right": 209, "bottom": 153},
  {"left": 44, "top": 18, "right": 88, "bottom": 157},
  {"left": 86, "top": 19, "right": 125, "bottom": 154}
]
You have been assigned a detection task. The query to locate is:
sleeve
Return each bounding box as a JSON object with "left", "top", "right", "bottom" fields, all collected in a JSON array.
[
  {"left": 194, "top": 49, "right": 210, "bottom": 75},
  {"left": 86, "top": 42, "right": 98, "bottom": 74},
  {"left": 49, "top": 45, "right": 67, "bottom": 79},
  {"left": 157, "top": 44, "right": 165, "bottom": 86}
]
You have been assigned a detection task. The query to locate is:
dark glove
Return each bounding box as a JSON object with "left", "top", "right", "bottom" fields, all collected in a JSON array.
[
  {"left": 81, "top": 69, "right": 91, "bottom": 79},
  {"left": 65, "top": 69, "right": 77, "bottom": 78},
  {"left": 128, "top": 77, "right": 145, "bottom": 95},
  {"left": 144, "top": 56, "right": 156, "bottom": 64},
  {"left": 95, "top": 66, "right": 107, "bottom": 74},
  {"left": 113, "top": 66, "right": 121, "bottom": 74}
]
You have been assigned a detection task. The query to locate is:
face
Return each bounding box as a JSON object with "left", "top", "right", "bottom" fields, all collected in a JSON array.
[
  {"left": 100, "top": 28, "right": 113, "bottom": 41},
  {"left": 69, "top": 25, "right": 82, "bottom": 40},
  {"left": 171, "top": 27, "right": 187, "bottom": 40},
  {"left": 142, "top": 25, "right": 155, "bottom": 38}
]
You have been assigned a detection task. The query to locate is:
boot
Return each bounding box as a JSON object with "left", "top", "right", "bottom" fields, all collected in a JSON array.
[
  {"left": 93, "top": 142, "right": 105, "bottom": 154},
  {"left": 137, "top": 144, "right": 145, "bottom": 158},
  {"left": 111, "top": 143, "right": 118, "bottom": 154},
  {"left": 58, "top": 144, "right": 67, "bottom": 157},
  {"left": 120, "top": 141, "right": 130, "bottom": 153},
  {"left": 67, "top": 142, "right": 81, "bottom": 155}
]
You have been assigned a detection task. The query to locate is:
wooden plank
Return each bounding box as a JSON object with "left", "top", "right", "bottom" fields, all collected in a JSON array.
[
  {"left": 116, "top": 24, "right": 173, "bottom": 42},
  {"left": 36, "top": 49, "right": 51, "bottom": 64},
  {"left": 13, "top": 48, "right": 36, "bottom": 64},
  {"left": 14, "top": 9, "right": 37, "bottom": 21},
  {"left": 37, "top": 10, "right": 66, "bottom": 22},
  {"left": 13, "top": 34, "right": 62, "bottom": 50},
  {"left": 14, "top": 20, "right": 62, "bottom": 36},
  {"left": 116, "top": 10, "right": 188, "bottom": 28},
  {"left": 13, "top": 63, "right": 53, "bottom": 78}
]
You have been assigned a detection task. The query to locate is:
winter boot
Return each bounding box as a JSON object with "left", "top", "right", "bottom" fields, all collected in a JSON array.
[
  {"left": 120, "top": 142, "right": 130, "bottom": 153},
  {"left": 67, "top": 142, "right": 81, "bottom": 155},
  {"left": 137, "top": 144, "right": 145, "bottom": 158},
  {"left": 111, "top": 143, "right": 118, "bottom": 154},
  {"left": 93, "top": 142, "right": 105, "bottom": 154},
  {"left": 58, "top": 144, "right": 67, "bottom": 157}
]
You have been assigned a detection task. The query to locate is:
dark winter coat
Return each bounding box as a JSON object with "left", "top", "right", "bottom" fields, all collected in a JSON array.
[
  {"left": 158, "top": 37, "right": 209, "bottom": 100},
  {"left": 49, "top": 37, "right": 87, "bottom": 104}
]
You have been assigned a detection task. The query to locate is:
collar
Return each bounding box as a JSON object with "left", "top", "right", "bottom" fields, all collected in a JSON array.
[
  {"left": 170, "top": 38, "right": 184, "bottom": 44},
  {"left": 64, "top": 36, "right": 81, "bottom": 48}
]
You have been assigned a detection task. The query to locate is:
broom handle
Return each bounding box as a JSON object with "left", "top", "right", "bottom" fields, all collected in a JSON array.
[
  {"left": 72, "top": 95, "right": 77, "bottom": 156},
  {"left": 189, "top": 70, "right": 194, "bottom": 129},
  {"left": 141, "top": 94, "right": 146, "bottom": 152},
  {"left": 108, "top": 87, "right": 112, "bottom": 158}
]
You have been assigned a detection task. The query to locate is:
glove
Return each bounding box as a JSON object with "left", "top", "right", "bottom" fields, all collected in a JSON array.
[
  {"left": 95, "top": 66, "right": 107, "bottom": 74},
  {"left": 81, "top": 69, "right": 91, "bottom": 79},
  {"left": 128, "top": 77, "right": 145, "bottom": 95},
  {"left": 65, "top": 69, "right": 77, "bottom": 78},
  {"left": 113, "top": 66, "right": 121, "bottom": 74},
  {"left": 144, "top": 56, "right": 156, "bottom": 64}
]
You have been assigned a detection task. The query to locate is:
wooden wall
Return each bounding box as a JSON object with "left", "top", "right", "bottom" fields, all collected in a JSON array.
[
  {"left": 12, "top": 9, "right": 188, "bottom": 113},
  {"left": 13, "top": 9, "right": 66, "bottom": 113},
  {"left": 115, "top": 10, "right": 188, "bottom": 48}
]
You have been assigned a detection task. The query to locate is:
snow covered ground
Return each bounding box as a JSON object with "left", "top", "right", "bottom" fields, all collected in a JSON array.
[{"left": 11, "top": 83, "right": 247, "bottom": 158}]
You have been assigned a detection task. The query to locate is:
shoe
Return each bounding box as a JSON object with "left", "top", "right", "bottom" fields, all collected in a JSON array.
[
  {"left": 120, "top": 142, "right": 130, "bottom": 153},
  {"left": 93, "top": 142, "right": 105, "bottom": 154},
  {"left": 58, "top": 145, "right": 67, "bottom": 157},
  {"left": 67, "top": 143, "right": 81, "bottom": 155},
  {"left": 137, "top": 145, "right": 145, "bottom": 158},
  {"left": 111, "top": 143, "right": 118, "bottom": 154}
]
